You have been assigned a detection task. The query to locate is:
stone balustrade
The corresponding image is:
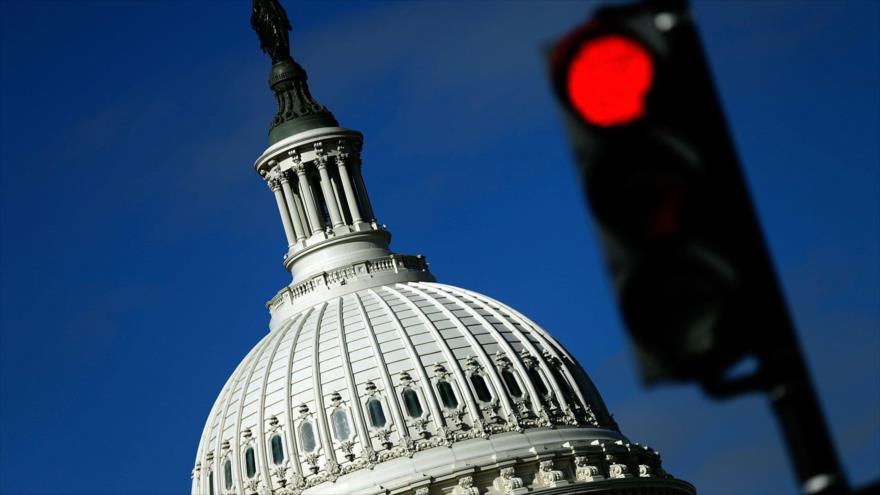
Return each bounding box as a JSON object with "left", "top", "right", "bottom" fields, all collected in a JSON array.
[{"left": 268, "top": 254, "right": 430, "bottom": 310}]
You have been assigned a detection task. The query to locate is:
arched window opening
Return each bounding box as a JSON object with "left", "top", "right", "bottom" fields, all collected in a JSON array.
[
  {"left": 299, "top": 421, "right": 318, "bottom": 453},
  {"left": 330, "top": 409, "right": 352, "bottom": 440},
  {"left": 436, "top": 380, "right": 459, "bottom": 409},
  {"left": 402, "top": 389, "right": 423, "bottom": 418},
  {"left": 367, "top": 398, "right": 387, "bottom": 428},
  {"left": 270, "top": 434, "right": 284, "bottom": 465},
  {"left": 223, "top": 459, "right": 233, "bottom": 491},
  {"left": 501, "top": 370, "right": 523, "bottom": 398},
  {"left": 528, "top": 367, "right": 550, "bottom": 397},
  {"left": 244, "top": 447, "right": 256, "bottom": 479},
  {"left": 469, "top": 374, "right": 493, "bottom": 402},
  {"left": 208, "top": 471, "right": 215, "bottom": 495}
]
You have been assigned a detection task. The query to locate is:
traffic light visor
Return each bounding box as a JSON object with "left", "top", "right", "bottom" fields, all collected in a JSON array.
[{"left": 566, "top": 35, "right": 654, "bottom": 127}]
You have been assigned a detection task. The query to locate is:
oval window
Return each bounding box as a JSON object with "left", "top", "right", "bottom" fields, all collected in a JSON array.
[
  {"left": 528, "top": 367, "right": 550, "bottom": 397},
  {"left": 244, "top": 447, "right": 256, "bottom": 479},
  {"left": 501, "top": 370, "right": 523, "bottom": 398},
  {"left": 331, "top": 409, "right": 352, "bottom": 440},
  {"left": 436, "top": 380, "right": 459, "bottom": 409},
  {"left": 209, "top": 471, "right": 215, "bottom": 495},
  {"left": 469, "top": 374, "right": 493, "bottom": 402},
  {"left": 367, "top": 398, "right": 387, "bottom": 428},
  {"left": 270, "top": 434, "right": 284, "bottom": 465},
  {"left": 299, "top": 421, "right": 317, "bottom": 453},
  {"left": 223, "top": 459, "right": 233, "bottom": 490},
  {"left": 402, "top": 388, "right": 423, "bottom": 418}
]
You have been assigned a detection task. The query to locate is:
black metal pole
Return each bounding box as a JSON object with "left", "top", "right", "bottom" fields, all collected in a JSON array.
[{"left": 759, "top": 331, "right": 850, "bottom": 494}]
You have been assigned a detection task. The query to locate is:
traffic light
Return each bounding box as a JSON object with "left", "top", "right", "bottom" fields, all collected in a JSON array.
[
  {"left": 547, "top": 4, "right": 855, "bottom": 491},
  {"left": 548, "top": 1, "right": 795, "bottom": 387}
]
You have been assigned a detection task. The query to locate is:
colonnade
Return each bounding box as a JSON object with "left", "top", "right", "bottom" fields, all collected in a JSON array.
[{"left": 267, "top": 142, "right": 375, "bottom": 249}]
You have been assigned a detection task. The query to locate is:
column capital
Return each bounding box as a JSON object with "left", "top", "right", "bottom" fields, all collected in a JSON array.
[
  {"left": 288, "top": 150, "right": 304, "bottom": 169},
  {"left": 314, "top": 142, "right": 328, "bottom": 169},
  {"left": 279, "top": 171, "right": 290, "bottom": 184},
  {"left": 336, "top": 142, "right": 349, "bottom": 166},
  {"left": 267, "top": 177, "right": 282, "bottom": 191},
  {"left": 289, "top": 151, "right": 308, "bottom": 175}
]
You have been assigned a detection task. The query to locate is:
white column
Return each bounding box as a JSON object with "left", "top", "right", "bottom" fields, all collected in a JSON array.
[
  {"left": 352, "top": 158, "right": 375, "bottom": 222},
  {"left": 335, "top": 150, "right": 363, "bottom": 223},
  {"left": 329, "top": 176, "right": 347, "bottom": 225},
  {"left": 315, "top": 152, "right": 345, "bottom": 229},
  {"left": 291, "top": 158, "right": 322, "bottom": 235},
  {"left": 269, "top": 177, "right": 296, "bottom": 246},
  {"left": 279, "top": 171, "right": 306, "bottom": 242},
  {"left": 291, "top": 187, "right": 309, "bottom": 236}
]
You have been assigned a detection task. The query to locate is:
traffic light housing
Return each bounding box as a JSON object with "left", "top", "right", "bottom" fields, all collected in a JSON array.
[
  {"left": 547, "top": 5, "right": 855, "bottom": 490},
  {"left": 549, "top": 1, "right": 795, "bottom": 387}
]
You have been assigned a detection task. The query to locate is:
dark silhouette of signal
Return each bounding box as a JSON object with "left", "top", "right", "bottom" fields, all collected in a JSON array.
[
  {"left": 548, "top": 3, "right": 851, "bottom": 493},
  {"left": 551, "top": 0, "right": 782, "bottom": 386}
]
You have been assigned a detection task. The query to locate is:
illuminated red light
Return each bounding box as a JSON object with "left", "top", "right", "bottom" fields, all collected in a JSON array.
[{"left": 566, "top": 35, "right": 654, "bottom": 127}]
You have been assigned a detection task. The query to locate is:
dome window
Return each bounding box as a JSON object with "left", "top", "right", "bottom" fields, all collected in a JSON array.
[
  {"left": 330, "top": 409, "right": 353, "bottom": 440},
  {"left": 208, "top": 470, "right": 215, "bottom": 495},
  {"left": 366, "top": 398, "right": 387, "bottom": 428},
  {"left": 528, "top": 367, "right": 550, "bottom": 398},
  {"left": 436, "top": 380, "right": 459, "bottom": 409},
  {"left": 469, "top": 374, "right": 493, "bottom": 402},
  {"left": 270, "top": 434, "right": 285, "bottom": 465},
  {"left": 501, "top": 370, "right": 523, "bottom": 398},
  {"left": 244, "top": 447, "right": 256, "bottom": 479},
  {"left": 402, "top": 388, "right": 423, "bottom": 418},
  {"left": 299, "top": 421, "right": 318, "bottom": 453},
  {"left": 223, "top": 459, "right": 233, "bottom": 491}
]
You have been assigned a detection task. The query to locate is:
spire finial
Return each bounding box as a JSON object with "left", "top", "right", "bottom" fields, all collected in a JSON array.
[{"left": 250, "top": 0, "right": 338, "bottom": 144}]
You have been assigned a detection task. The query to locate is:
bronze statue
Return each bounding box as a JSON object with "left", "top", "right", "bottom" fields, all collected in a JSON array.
[{"left": 251, "top": 0, "right": 292, "bottom": 64}]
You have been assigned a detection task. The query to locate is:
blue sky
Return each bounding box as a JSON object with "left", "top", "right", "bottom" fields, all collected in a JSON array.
[{"left": 1, "top": 1, "right": 877, "bottom": 494}]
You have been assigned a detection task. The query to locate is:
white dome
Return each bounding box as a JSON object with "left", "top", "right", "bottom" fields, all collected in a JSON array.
[{"left": 192, "top": 281, "right": 692, "bottom": 495}]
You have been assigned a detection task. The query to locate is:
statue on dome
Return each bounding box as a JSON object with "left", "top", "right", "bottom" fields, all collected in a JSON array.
[{"left": 251, "top": 0, "right": 292, "bottom": 63}]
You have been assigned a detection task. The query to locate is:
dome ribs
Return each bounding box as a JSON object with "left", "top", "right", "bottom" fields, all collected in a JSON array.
[
  {"left": 232, "top": 318, "right": 286, "bottom": 495},
  {"left": 364, "top": 288, "right": 447, "bottom": 434},
  {"left": 281, "top": 306, "right": 314, "bottom": 484},
  {"left": 258, "top": 312, "right": 307, "bottom": 490},
  {"left": 375, "top": 286, "right": 482, "bottom": 433},
  {"left": 410, "top": 282, "right": 547, "bottom": 423},
  {"left": 398, "top": 284, "right": 517, "bottom": 430},
  {"left": 210, "top": 321, "right": 280, "bottom": 495},
  {"left": 446, "top": 285, "right": 595, "bottom": 426},
  {"left": 310, "top": 302, "right": 338, "bottom": 474},
  {"left": 333, "top": 296, "right": 372, "bottom": 464},
  {"left": 351, "top": 292, "right": 410, "bottom": 449}
]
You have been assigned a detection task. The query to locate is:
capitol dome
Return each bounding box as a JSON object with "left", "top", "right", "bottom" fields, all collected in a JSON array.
[
  {"left": 193, "top": 278, "right": 694, "bottom": 495},
  {"left": 193, "top": 2, "right": 694, "bottom": 494}
]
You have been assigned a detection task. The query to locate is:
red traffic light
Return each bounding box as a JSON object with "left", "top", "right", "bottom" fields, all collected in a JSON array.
[{"left": 566, "top": 35, "right": 654, "bottom": 127}]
